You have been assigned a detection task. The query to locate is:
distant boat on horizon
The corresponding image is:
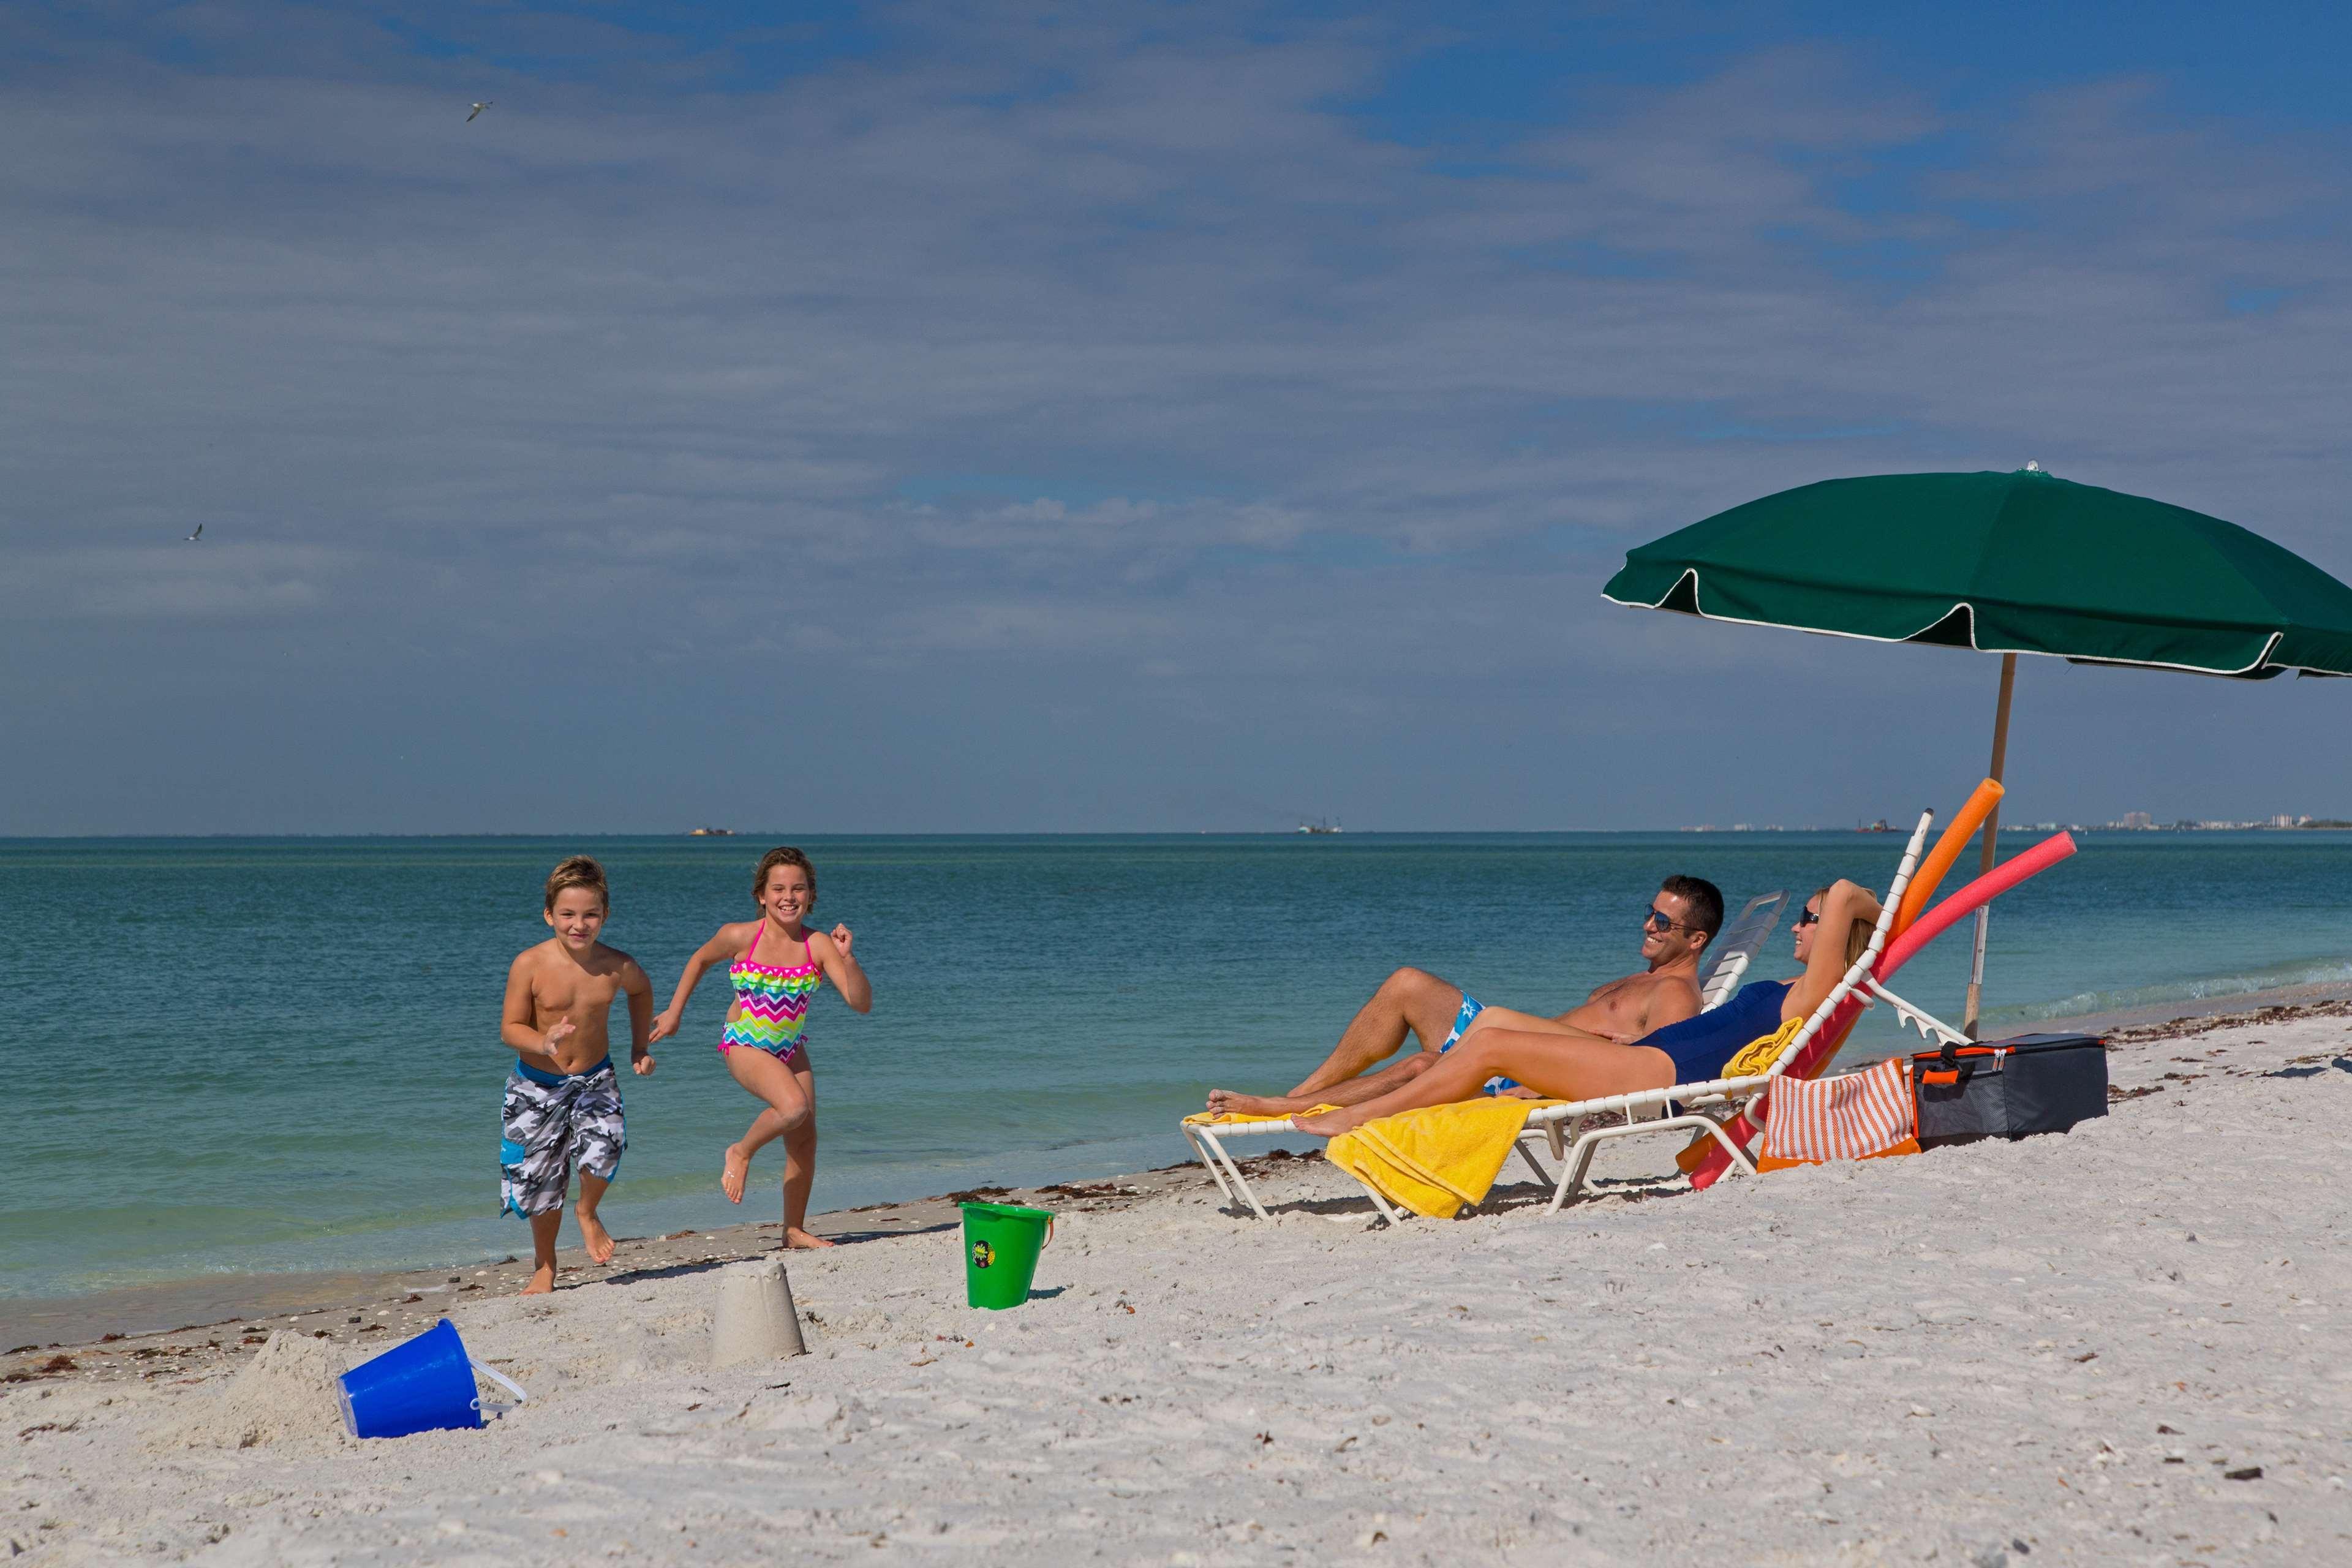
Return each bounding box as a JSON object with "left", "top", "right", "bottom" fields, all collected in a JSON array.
[
  {"left": 1297, "top": 818, "right": 1344, "bottom": 835},
  {"left": 687, "top": 826, "right": 736, "bottom": 837}
]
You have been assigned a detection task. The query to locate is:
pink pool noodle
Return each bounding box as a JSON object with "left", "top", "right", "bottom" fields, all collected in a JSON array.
[
  {"left": 1688, "top": 832, "right": 2078, "bottom": 1190},
  {"left": 1878, "top": 832, "right": 2076, "bottom": 974}
]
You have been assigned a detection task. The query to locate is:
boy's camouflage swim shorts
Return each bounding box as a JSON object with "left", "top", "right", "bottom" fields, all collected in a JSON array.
[{"left": 499, "top": 1059, "right": 625, "bottom": 1218}]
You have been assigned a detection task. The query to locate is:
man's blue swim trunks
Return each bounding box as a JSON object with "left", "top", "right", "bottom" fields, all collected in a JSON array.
[
  {"left": 1434, "top": 993, "right": 1522, "bottom": 1093},
  {"left": 1438, "top": 993, "right": 1484, "bottom": 1052}
]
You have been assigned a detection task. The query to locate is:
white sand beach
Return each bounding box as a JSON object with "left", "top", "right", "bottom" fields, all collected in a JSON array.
[{"left": 8, "top": 1006, "right": 2350, "bottom": 1566}]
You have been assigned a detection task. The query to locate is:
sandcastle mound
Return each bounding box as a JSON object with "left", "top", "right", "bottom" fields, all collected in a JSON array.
[{"left": 148, "top": 1331, "right": 352, "bottom": 1452}]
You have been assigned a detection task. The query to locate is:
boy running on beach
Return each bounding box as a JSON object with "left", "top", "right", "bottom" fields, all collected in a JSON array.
[{"left": 499, "top": 856, "right": 656, "bottom": 1295}]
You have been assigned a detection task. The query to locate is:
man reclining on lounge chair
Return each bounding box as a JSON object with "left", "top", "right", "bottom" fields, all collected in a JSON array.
[
  {"left": 1288, "top": 880, "right": 1880, "bottom": 1137},
  {"left": 1203, "top": 875, "right": 1724, "bottom": 1118}
]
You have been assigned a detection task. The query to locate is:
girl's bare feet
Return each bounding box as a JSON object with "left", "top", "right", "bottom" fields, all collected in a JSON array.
[
  {"left": 521, "top": 1265, "right": 555, "bottom": 1295},
  {"left": 783, "top": 1227, "right": 836, "bottom": 1250},
  {"left": 721, "top": 1145, "right": 751, "bottom": 1204},
  {"left": 576, "top": 1210, "right": 616, "bottom": 1265}
]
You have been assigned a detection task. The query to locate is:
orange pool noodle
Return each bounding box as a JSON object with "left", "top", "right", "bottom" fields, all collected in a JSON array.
[
  {"left": 1689, "top": 829, "right": 2076, "bottom": 1191},
  {"left": 1892, "top": 777, "right": 2003, "bottom": 937}
]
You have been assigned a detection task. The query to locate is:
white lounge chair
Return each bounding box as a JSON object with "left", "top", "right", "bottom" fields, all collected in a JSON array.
[
  {"left": 1447, "top": 817, "right": 1926, "bottom": 1225},
  {"left": 1182, "top": 886, "right": 1799, "bottom": 1221}
]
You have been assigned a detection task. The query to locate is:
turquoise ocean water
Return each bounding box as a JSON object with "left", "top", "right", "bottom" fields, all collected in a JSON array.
[{"left": 6, "top": 831, "right": 2351, "bottom": 1302}]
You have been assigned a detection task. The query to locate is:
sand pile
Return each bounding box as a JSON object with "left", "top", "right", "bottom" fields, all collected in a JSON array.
[{"left": 146, "top": 1330, "right": 351, "bottom": 1452}]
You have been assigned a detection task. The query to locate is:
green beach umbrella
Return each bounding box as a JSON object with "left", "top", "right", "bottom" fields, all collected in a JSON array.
[{"left": 1602, "top": 464, "right": 2352, "bottom": 1030}]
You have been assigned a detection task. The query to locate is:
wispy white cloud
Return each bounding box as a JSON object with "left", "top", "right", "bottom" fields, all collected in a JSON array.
[
  {"left": 2, "top": 3, "right": 2350, "bottom": 830},
  {"left": 0, "top": 542, "right": 343, "bottom": 620}
]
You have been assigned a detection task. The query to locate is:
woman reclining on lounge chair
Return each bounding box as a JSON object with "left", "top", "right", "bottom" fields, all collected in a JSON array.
[{"left": 1292, "top": 881, "right": 1879, "bottom": 1138}]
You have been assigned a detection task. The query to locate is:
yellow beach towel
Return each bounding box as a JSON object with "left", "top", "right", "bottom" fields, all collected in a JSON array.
[
  {"left": 1324, "top": 1097, "right": 1558, "bottom": 1219},
  {"left": 1182, "top": 1106, "right": 1336, "bottom": 1126},
  {"left": 1674, "top": 1016, "right": 1807, "bottom": 1175},
  {"left": 1721, "top": 1015, "right": 1805, "bottom": 1080}
]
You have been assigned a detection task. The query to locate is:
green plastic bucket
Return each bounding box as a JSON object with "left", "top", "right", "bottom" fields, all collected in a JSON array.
[{"left": 960, "top": 1202, "right": 1054, "bottom": 1310}]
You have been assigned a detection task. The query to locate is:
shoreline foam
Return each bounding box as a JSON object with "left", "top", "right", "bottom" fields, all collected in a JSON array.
[{"left": 0, "top": 1167, "right": 1225, "bottom": 1352}]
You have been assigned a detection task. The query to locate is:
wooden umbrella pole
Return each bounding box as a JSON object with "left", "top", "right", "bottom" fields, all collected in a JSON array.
[{"left": 1963, "top": 652, "right": 2018, "bottom": 1036}]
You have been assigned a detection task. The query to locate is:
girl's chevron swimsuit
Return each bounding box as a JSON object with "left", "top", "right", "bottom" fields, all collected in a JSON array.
[{"left": 717, "top": 923, "right": 821, "bottom": 1062}]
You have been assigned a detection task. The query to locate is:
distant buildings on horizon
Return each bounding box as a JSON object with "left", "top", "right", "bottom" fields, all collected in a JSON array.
[
  {"left": 1677, "top": 813, "right": 2350, "bottom": 832},
  {"left": 2092, "top": 812, "right": 2348, "bottom": 831}
]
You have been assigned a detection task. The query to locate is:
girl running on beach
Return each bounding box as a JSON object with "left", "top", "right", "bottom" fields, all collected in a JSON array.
[{"left": 649, "top": 846, "right": 872, "bottom": 1250}]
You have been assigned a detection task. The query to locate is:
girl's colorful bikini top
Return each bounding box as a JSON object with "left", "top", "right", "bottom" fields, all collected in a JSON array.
[{"left": 721, "top": 922, "right": 823, "bottom": 1053}]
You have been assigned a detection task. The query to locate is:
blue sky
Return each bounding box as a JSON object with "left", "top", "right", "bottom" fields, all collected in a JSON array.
[{"left": 6, "top": 1, "right": 2352, "bottom": 832}]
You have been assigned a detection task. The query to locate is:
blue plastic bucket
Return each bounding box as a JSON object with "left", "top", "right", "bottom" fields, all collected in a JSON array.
[{"left": 336, "top": 1318, "right": 526, "bottom": 1440}]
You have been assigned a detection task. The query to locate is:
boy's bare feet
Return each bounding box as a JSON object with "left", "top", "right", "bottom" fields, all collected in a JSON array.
[
  {"left": 577, "top": 1210, "right": 616, "bottom": 1265},
  {"left": 1204, "top": 1088, "right": 1305, "bottom": 1117},
  {"left": 1291, "top": 1107, "right": 1360, "bottom": 1137},
  {"left": 783, "top": 1227, "right": 836, "bottom": 1250},
  {"left": 524, "top": 1210, "right": 563, "bottom": 1295},
  {"left": 721, "top": 1145, "right": 751, "bottom": 1204}
]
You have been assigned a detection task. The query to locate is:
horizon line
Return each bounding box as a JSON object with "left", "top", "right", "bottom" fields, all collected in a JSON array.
[{"left": 6, "top": 824, "right": 2350, "bottom": 843}]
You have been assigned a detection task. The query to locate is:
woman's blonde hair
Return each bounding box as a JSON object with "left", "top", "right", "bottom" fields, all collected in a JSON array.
[{"left": 1808, "top": 883, "right": 1875, "bottom": 965}]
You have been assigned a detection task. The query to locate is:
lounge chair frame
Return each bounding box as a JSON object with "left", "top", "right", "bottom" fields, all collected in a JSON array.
[
  {"left": 1180, "top": 883, "right": 1809, "bottom": 1221},
  {"left": 1697, "top": 890, "right": 1789, "bottom": 1009},
  {"left": 1487, "top": 812, "right": 1928, "bottom": 1219}
]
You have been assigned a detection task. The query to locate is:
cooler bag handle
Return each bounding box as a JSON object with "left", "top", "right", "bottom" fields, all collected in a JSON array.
[
  {"left": 1919, "top": 1043, "right": 1972, "bottom": 1088},
  {"left": 1918, "top": 1042, "right": 2010, "bottom": 1087}
]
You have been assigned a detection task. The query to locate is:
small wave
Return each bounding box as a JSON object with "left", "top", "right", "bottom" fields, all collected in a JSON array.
[{"left": 1984, "top": 956, "right": 2352, "bottom": 1025}]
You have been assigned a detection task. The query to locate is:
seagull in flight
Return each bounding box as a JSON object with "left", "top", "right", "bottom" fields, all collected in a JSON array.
[
  {"left": 184, "top": 524, "right": 203, "bottom": 543},
  {"left": 467, "top": 101, "right": 492, "bottom": 123}
]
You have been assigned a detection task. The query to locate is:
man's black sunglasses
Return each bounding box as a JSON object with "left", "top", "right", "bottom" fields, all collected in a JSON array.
[{"left": 1643, "top": 905, "right": 1701, "bottom": 935}]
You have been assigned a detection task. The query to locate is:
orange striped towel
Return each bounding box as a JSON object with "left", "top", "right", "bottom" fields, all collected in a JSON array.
[{"left": 1757, "top": 1057, "right": 1919, "bottom": 1170}]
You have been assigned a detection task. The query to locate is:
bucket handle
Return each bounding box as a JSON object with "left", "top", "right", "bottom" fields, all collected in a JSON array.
[{"left": 471, "top": 1358, "right": 529, "bottom": 1419}]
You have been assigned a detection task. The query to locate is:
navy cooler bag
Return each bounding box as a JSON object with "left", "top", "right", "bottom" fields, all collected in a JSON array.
[{"left": 1911, "top": 1033, "right": 2109, "bottom": 1147}]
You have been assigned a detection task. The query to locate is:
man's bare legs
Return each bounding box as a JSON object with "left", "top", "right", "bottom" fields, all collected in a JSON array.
[
  {"left": 1205, "top": 967, "right": 1468, "bottom": 1116},
  {"left": 1293, "top": 1027, "right": 1675, "bottom": 1139},
  {"left": 1209, "top": 1050, "right": 1440, "bottom": 1118},
  {"left": 1291, "top": 969, "right": 1468, "bottom": 1094}
]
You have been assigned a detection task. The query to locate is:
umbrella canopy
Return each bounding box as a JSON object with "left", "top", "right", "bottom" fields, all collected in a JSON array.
[
  {"left": 1602, "top": 465, "right": 2352, "bottom": 1033},
  {"left": 1602, "top": 467, "right": 2352, "bottom": 677}
]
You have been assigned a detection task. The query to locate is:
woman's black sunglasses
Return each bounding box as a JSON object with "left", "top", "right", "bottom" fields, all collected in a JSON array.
[{"left": 1793, "top": 907, "right": 1821, "bottom": 927}]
